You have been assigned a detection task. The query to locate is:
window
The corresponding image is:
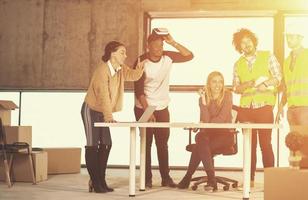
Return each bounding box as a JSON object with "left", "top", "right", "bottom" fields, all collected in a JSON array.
[
  {"left": 151, "top": 17, "right": 274, "bottom": 86},
  {"left": 284, "top": 15, "right": 308, "bottom": 57}
]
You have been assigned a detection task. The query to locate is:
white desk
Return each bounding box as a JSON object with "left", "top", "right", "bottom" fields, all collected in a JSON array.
[{"left": 94, "top": 122, "right": 281, "bottom": 200}]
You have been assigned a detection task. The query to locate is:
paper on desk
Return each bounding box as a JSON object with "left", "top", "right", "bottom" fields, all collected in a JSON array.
[{"left": 254, "top": 76, "right": 274, "bottom": 90}]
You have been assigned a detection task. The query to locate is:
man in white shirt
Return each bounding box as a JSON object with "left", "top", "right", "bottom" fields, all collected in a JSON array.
[{"left": 134, "top": 32, "right": 193, "bottom": 188}]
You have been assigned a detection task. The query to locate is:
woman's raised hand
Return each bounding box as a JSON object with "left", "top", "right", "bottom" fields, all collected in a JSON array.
[
  {"left": 198, "top": 88, "right": 207, "bottom": 106},
  {"left": 136, "top": 57, "right": 146, "bottom": 70}
]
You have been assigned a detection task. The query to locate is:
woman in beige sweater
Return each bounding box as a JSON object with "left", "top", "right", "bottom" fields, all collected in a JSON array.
[{"left": 81, "top": 41, "right": 144, "bottom": 193}]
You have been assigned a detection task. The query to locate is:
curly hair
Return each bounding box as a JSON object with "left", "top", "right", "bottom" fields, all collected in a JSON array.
[{"left": 232, "top": 28, "right": 258, "bottom": 53}]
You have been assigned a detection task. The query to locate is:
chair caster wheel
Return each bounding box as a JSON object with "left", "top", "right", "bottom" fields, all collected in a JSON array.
[
  {"left": 191, "top": 185, "right": 198, "bottom": 191},
  {"left": 223, "top": 185, "right": 229, "bottom": 191},
  {"left": 232, "top": 182, "right": 238, "bottom": 188}
]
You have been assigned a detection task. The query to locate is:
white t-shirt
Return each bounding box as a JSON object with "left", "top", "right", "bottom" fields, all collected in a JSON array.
[{"left": 135, "top": 55, "right": 172, "bottom": 110}]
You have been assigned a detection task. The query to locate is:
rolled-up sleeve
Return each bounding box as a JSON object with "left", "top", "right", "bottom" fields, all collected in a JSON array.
[
  {"left": 233, "top": 63, "right": 241, "bottom": 89},
  {"left": 268, "top": 54, "right": 282, "bottom": 85}
]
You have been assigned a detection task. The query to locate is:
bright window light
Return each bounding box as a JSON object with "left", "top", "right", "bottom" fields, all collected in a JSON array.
[
  {"left": 284, "top": 16, "right": 308, "bottom": 57},
  {"left": 152, "top": 17, "right": 274, "bottom": 86}
]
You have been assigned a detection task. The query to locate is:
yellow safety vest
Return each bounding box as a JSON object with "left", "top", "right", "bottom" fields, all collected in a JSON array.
[
  {"left": 235, "top": 51, "right": 277, "bottom": 107},
  {"left": 283, "top": 48, "right": 308, "bottom": 107}
]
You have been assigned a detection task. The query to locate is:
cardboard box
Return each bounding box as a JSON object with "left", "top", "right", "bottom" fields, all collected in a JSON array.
[
  {"left": 0, "top": 151, "right": 48, "bottom": 182},
  {"left": 265, "top": 167, "right": 308, "bottom": 200},
  {"left": 0, "top": 100, "right": 18, "bottom": 126},
  {"left": 4, "top": 126, "right": 32, "bottom": 152},
  {"left": 44, "top": 148, "right": 81, "bottom": 174}
]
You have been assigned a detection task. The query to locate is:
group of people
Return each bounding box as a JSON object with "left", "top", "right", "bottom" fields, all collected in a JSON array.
[{"left": 80, "top": 24, "right": 308, "bottom": 193}]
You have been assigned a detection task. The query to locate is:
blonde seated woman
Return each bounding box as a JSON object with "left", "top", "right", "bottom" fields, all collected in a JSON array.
[{"left": 177, "top": 71, "right": 234, "bottom": 191}]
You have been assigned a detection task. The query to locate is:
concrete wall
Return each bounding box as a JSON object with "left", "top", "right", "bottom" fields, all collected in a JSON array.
[
  {"left": 0, "top": 0, "right": 141, "bottom": 89},
  {"left": 0, "top": 0, "right": 307, "bottom": 89},
  {"left": 0, "top": 0, "right": 44, "bottom": 89}
]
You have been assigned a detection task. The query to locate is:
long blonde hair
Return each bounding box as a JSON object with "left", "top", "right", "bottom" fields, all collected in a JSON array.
[{"left": 203, "top": 71, "right": 226, "bottom": 107}]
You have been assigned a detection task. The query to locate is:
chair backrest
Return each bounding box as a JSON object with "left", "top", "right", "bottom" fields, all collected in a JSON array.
[
  {"left": 212, "top": 129, "right": 238, "bottom": 156},
  {"left": 185, "top": 107, "right": 239, "bottom": 155},
  {"left": 212, "top": 107, "right": 239, "bottom": 156}
]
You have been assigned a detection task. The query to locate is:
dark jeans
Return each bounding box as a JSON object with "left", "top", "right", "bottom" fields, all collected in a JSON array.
[
  {"left": 237, "top": 105, "right": 274, "bottom": 181},
  {"left": 134, "top": 106, "right": 171, "bottom": 182}
]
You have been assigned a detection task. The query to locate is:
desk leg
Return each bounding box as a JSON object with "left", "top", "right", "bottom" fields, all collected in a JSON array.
[
  {"left": 242, "top": 128, "right": 252, "bottom": 200},
  {"left": 139, "top": 127, "right": 146, "bottom": 191},
  {"left": 129, "top": 127, "right": 136, "bottom": 197}
]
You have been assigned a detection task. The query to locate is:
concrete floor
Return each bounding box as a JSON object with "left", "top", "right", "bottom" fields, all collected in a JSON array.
[{"left": 0, "top": 168, "right": 264, "bottom": 200}]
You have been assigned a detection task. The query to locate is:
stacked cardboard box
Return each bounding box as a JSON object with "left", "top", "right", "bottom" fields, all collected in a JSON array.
[
  {"left": 0, "top": 100, "right": 18, "bottom": 125},
  {"left": 4, "top": 126, "right": 32, "bottom": 152},
  {"left": 0, "top": 100, "right": 48, "bottom": 182}
]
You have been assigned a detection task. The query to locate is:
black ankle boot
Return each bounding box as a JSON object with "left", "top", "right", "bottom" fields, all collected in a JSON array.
[
  {"left": 177, "top": 175, "right": 191, "bottom": 189},
  {"left": 85, "top": 146, "right": 107, "bottom": 193}
]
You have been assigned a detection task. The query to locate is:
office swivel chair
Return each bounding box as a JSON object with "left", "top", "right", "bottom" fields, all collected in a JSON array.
[
  {"left": 184, "top": 107, "right": 239, "bottom": 191},
  {"left": 0, "top": 117, "right": 36, "bottom": 187}
]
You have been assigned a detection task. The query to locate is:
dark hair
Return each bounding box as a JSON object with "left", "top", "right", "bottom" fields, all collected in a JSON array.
[
  {"left": 102, "top": 41, "right": 124, "bottom": 62},
  {"left": 232, "top": 28, "right": 258, "bottom": 53},
  {"left": 147, "top": 33, "right": 164, "bottom": 44}
]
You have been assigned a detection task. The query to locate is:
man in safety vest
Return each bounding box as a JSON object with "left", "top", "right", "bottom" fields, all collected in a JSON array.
[
  {"left": 276, "top": 23, "right": 308, "bottom": 168},
  {"left": 277, "top": 23, "right": 308, "bottom": 126},
  {"left": 232, "top": 28, "right": 282, "bottom": 186}
]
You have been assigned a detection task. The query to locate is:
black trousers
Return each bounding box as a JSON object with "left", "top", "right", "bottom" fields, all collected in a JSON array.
[
  {"left": 237, "top": 105, "right": 274, "bottom": 181},
  {"left": 134, "top": 106, "right": 171, "bottom": 182},
  {"left": 81, "top": 102, "right": 111, "bottom": 146}
]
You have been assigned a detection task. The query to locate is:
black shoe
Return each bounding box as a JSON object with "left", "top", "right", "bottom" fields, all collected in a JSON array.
[
  {"left": 161, "top": 177, "right": 176, "bottom": 188},
  {"left": 177, "top": 175, "right": 191, "bottom": 189},
  {"left": 145, "top": 180, "right": 152, "bottom": 188}
]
